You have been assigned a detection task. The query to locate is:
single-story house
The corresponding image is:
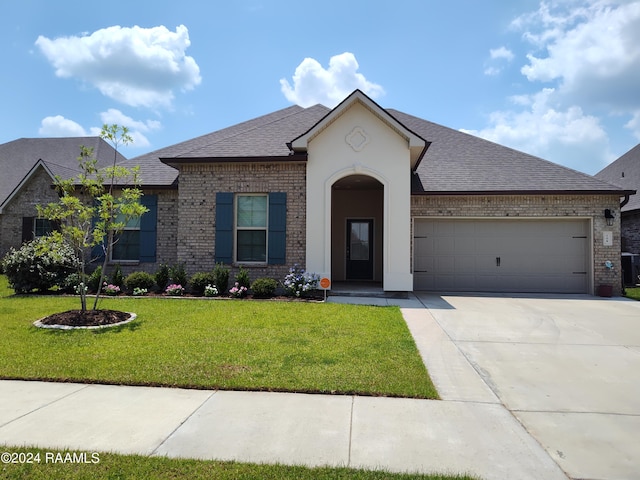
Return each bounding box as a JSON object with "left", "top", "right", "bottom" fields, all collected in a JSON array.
[
  {"left": 595, "top": 143, "right": 640, "bottom": 285},
  {"left": 124, "top": 90, "right": 633, "bottom": 295},
  {"left": 0, "top": 137, "right": 124, "bottom": 257}
]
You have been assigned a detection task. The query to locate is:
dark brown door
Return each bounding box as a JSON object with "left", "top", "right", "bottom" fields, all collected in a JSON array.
[{"left": 346, "top": 219, "right": 374, "bottom": 280}]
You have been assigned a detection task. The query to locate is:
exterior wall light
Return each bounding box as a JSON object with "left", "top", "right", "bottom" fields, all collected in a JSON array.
[{"left": 604, "top": 209, "right": 615, "bottom": 227}]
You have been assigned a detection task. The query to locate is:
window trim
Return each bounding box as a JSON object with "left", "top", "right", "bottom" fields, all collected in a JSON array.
[
  {"left": 234, "top": 193, "right": 268, "bottom": 264},
  {"left": 33, "top": 218, "right": 54, "bottom": 238}
]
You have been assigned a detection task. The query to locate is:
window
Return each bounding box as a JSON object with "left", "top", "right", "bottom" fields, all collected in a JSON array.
[
  {"left": 111, "top": 215, "right": 141, "bottom": 262},
  {"left": 215, "top": 192, "right": 286, "bottom": 265},
  {"left": 236, "top": 195, "right": 267, "bottom": 262},
  {"left": 34, "top": 218, "right": 54, "bottom": 238}
]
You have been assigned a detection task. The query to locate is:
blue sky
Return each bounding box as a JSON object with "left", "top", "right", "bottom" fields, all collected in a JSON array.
[{"left": 2, "top": 0, "right": 639, "bottom": 174}]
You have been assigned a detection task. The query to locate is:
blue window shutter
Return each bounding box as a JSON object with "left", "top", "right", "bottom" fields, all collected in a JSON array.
[
  {"left": 91, "top": 203, "right": 105, "bottom": 263},
  {"left": 139, "top": 195, "right": 157, "bottom": 263},
  {"left": 215, "top": 192, "right": 234, "bottom": 264},
  {"left": 268, "top": 192, "right": 286, "bottom": 265}
]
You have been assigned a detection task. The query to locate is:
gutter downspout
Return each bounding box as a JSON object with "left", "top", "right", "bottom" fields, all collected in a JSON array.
[{"left": 620, "top": 193, "right": 631, "bottom": 209}]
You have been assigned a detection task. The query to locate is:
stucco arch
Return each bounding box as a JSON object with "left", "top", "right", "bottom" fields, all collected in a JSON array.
[{"left": 328, "top": 170, "right": 386, "bottom": 283}]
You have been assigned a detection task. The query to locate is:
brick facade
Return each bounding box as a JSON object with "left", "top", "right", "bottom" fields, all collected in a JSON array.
[
  {"left": 174, "top": 161, "right": 306, "bottom": 283},
  {"left": 410, "top": 194, "right": 623, "bottom": 295},
  {"left": 621, "top": 211, "right": 640, "bottom": 254},
  {"left": 0, "top": 166, "right": 59, "bottom": 258}
]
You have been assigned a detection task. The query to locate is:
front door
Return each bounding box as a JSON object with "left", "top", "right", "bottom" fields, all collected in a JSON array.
[{"left": 346, "top": 219, "right": 374, "bottom": 280}]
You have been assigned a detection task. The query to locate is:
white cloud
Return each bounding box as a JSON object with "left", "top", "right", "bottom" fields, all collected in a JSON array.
[
  {"left": 280, "top": 52, "right": 384, "bottom": 108},
  {"left": 470, "top": 1, "right": 639, "bottom": 173},
  {"left": 625, "top": 110, "right": 640, "bottom": 139},
  {"left": 96, "top": 109, "right": 161, "bottom": 147},
  {"left": 517, "top": 1, "right": 640, "bottom": 110},
  {"left": 490, "top": 46, "right": 515, "bottom": 61},
  {"left": 39, "top": 115, "right": 87, "bottom": 137},
  {"left": 484, "top": 46, "right": 515, "bottom": 76},
  {"left": 35, "top": 25, "right": 202, "bottom": 109},
  {"left": 462, "top": 89, "right": 612, "bottom": 173},
  {"left": 39, "top": 110, "right": 161, "bottom": 148}
]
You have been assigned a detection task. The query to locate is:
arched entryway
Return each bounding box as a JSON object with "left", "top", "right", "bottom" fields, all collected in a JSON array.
[{"left": 331, "top": 175, "right": 384, "bottom": 284}]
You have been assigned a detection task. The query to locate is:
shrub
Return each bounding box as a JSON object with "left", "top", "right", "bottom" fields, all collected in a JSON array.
[
  {"left": 189, "top": 272, "right": 216, "bottom": 296},
  {"left": 62, "top": 272, "right": 85, "bottom": 294},
  {"left": 132, "top": 287, "right": 148, "bottom": 296},
  {"left": 204, "top": 284, "right": 218, "bottom": 297},
  {"left": 165, "top": 284, "right": 184, "bottom": 296},
  {"left": 213, "top": 263, "right": 230, "bottom": 294},
  {"left": 103, "top": 283, "right": 121, "bottom": 296},
  {"left": 87, "top": 266, "right": 103, "bottom": 293},
  {"left": 251, "top": 277, "right": 278, "bottom": 298},
  {"left": 124, "top": 271, "right": 156, "bottom": 292},
  {"left": 170, "top": 263, "right": 187, "bottom": 287},
  {"left": 283, "top": 264, "right": 320, "bottom": 297},
  {"left": 154, "top": 264, "right": 170, "bottom": 293},
  {"left": 1, "top": 237, "right": 75, "bottom": 293},
  {"left": 229, "top": 282, "right": 247, "bottom": 298},
  {"left": 235, "top": 266, "right": 251, "bottom": 289},
  {"left": 110, "top": 264, "right": 124, "bottom": 289}
]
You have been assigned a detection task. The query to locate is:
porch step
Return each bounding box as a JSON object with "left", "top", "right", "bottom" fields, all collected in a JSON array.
[{"left": 328, "top": 289, "right": 408, "bottom": 299}]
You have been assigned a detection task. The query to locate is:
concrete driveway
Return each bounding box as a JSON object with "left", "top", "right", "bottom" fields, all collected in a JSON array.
[{"left": 415, "top": 293, "right": 640, "bottom": 480}]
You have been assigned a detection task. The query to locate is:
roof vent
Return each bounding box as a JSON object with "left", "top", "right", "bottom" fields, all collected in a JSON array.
[{"left": 622, "top": 172, "right": 625, "bottom": 177}]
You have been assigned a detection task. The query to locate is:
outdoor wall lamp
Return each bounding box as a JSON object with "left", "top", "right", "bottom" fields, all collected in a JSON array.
[{"left": 604, "top": 209, "right": 615, "bottom": 226}]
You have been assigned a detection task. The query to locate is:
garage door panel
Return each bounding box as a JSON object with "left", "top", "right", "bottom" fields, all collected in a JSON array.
[{"left": 413, "top": 219, "right": 590, "bottom": 293}]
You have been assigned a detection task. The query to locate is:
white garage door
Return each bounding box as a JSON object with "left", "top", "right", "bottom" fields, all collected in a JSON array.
[{"left": 413, "top": 219, "right": 590, "bottom": 293}]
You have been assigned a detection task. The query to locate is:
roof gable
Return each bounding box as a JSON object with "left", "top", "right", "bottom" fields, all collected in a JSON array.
[
  {"left": 0, "top": 137, "right": 124, "bottom": 208},
  {"left": 289, "top": 90, "right": 427, "bottom": 169},
  {"left": 595, "top": 143, "right": 640, "bottom": 211}
]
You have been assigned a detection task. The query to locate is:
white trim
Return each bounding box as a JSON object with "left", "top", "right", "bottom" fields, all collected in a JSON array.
[
  {"left": 234, "top": 193, "right": 269, "bottom": 264},
  {"left": 291, "top": 90, "right": 427, "bottom": 168}
]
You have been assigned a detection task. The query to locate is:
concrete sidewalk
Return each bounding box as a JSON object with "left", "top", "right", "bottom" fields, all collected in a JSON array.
[{"left": 0, "top": 295, "right": 568, "bottom": 480}]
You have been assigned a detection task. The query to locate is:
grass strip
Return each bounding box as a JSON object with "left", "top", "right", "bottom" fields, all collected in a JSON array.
[{"left": 0, "top": 447, "right": 479, "bottom": 480}]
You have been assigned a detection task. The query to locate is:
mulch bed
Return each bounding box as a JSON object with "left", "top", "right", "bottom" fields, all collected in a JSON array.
[{"left": 38, "top": 309, "right": 131, "bottom": 327}]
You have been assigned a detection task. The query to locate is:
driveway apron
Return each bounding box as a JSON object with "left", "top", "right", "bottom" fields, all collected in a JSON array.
[{"left": 415, "top": 293, "right": 640, "bottom": 480}]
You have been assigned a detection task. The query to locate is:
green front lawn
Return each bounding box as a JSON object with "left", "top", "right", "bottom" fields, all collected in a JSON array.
[
  {"left": 1, "top": 447, "right": 477, "bottom": 480},
  {"left": 0, "top": 276, "right": 437, "bottom": 399},
  {"left": 625, "top": 287, "right": 640, "bottom": 301}
]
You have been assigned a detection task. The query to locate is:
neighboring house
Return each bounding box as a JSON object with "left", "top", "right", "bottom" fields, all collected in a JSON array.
[
  {"left": 595, "top": 143, "right": 640, "bottom": 286},
  {"left": 125, "top": 90, "right": 632, "bottom": 295},
  {"left": 0, "top": 137, "right": 125, "bottom": 258},
  {"left": 595, "top": 143, "right": 640, "bottom": 254}
]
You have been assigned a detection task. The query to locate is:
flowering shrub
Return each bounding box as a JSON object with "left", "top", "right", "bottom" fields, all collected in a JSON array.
[
  {"left": 229, "top": 282, "right": 247, "bottom": 298},
  {"left": 74, "top": 282, "right": 88, "bottom": 295},
  {"left": 283, "top": 265, "right": 320, "bottom": 297},
  {"left": 204, "top": 284, "right": 218, "bottom": 297},
  {"left": 165, "top": 284, "right": 184, "bottom": 296},
  {"left": 132, "top": 287, "right": 147, "bottom": 296},
  {"left": 103, "top": 283, "right": 121, "bottom": 296},
  {"left": 1, "top": 236, "right": 75, "bottom": 293}
]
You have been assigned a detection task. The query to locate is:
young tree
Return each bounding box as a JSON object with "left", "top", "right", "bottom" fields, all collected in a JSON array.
[{"left": 37, "top": 124, "right": 147, "bottom": 312}]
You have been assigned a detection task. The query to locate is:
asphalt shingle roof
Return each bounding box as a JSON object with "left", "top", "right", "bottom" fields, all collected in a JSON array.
[
  {"left": 595, "top": 143, "right": 640, "bottom": 212},
  {"left": 387, "top": 109, "right": 625, "bottom": 194},
  {"left": 0, "top": 137, "right": 125, "bottom": 208},
  {"left": 127, "top": 101, "right": 627, "bottom": 196}
]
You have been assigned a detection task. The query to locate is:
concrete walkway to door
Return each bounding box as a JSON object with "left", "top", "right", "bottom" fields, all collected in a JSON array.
[{"left": 411, "top": 292, "right": 640, "bottom": 480}]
